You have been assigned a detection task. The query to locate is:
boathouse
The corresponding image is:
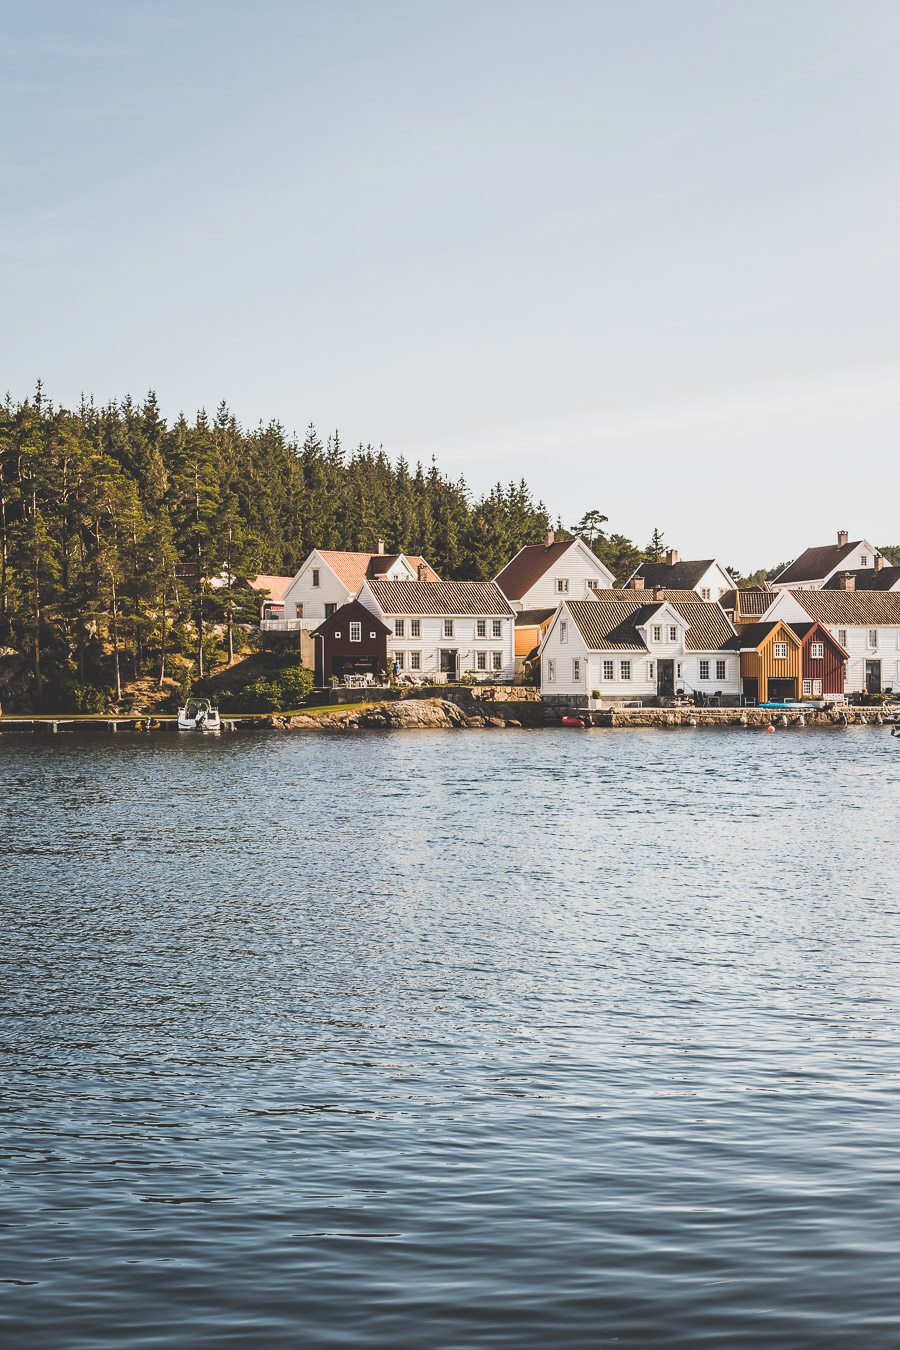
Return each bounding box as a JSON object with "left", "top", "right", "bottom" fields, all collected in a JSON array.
[
  {"left": 788, "top": 622, "right": 848, "bottom": 699},
  {"left": 721, "top": 620, "right": 802, "bottom": 703},
  {"left": 311, "top": 601, "right": 391, "bottom": 685}
]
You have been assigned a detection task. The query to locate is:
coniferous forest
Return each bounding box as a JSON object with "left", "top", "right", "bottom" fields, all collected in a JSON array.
[{"left": 0, "top": 385, "right": 659, "bottom": 710}]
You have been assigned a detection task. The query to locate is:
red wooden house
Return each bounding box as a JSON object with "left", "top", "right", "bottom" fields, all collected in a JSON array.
[
  {"left": 789, "top": 621, "right": 848, "bottom": 698},
  {"left": 312, "top": 600, "right": 391, "bottom": 685}
]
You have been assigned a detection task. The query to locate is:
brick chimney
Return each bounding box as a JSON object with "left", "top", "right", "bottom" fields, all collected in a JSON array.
[
  {"left": 837, "top": 530, "right": 848, "bottom": 548},
  {"left": 628, "top": 576, "right": 645, "bottom": 590},
  {"left": 376, "top": 538, "right": 385, "bottom": 554},
  {"left": 666, "top": 549, "right": 679, "bottom": 566},
  {"left": 874, "top": 554, "right": 884, "bottom": 572},
  {"left": 838, "top": 571, "right": 856, "bottom": 590},
  {"left": 653, "top": 587, "right": 665, "bottom": 602},
  {"left": 545, "top": 528, "right": 555, "bottom": 547},
  {"left": 417, "top": 562, "right": 428, "bottom": 581}
]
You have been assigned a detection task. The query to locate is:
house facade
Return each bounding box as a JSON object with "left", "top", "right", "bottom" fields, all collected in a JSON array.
[
  {"left": 311, "top": 601, "right": 391, "bottom": 685},
  {"left": 788, "top": 622, "right": 848, "bottom": 699},
  {"left": 494, "top": 531, "right": 615, "bottom": 611},
  {"left": 538, "top": 590, "right": 740, "bottom": 704},
  {"left": 771, "top": 531, "right": 884, "bottom": 591},
  {"left": 622, "top": 550, "right": 735, "bottom": 600},
  {"left": 280, "top": 542, "right": 440, "bottom": 629},
  {"left": 356, "top": 578, "right": 516, "bottom": 682},
  {"left": 721, "top": 620, "right": 803, "bottom": 703},
  {"left": 766, "top": 587, "right": 900, "bottom": 695}
]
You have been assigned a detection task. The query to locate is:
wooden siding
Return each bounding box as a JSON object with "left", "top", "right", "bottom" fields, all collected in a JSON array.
[
  {"left": 799, "top": 623, "right": 845, "bottom": 695},
  {"left": 313, "top": 600, "right": 389, "bottom": 684},
  {"left": 740, "top": 622, "right": 802, "bottom": 701}
]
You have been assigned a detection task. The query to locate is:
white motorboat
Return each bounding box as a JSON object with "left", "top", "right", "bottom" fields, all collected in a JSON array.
[{"left": 177, "top": 697, "right": 221, "bottom": 733}]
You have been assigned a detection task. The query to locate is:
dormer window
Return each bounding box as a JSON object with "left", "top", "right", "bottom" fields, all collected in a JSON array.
[
  {"left": 556, "top": 578, "right": 569, "bottom": 593},
  {"left": 669, "top": 626, "right": 677, "bottom": 642},
  {"left": 700, "top": 588, "right": 711, "bottom": 600},
  {"left": 860, "top": 555, "right": 868, "bottom": 567},
  {"left": 586, "top": 578, "right": 599, "bottom": 590},
  {"left": 652, "top": 625, "right": 661, "bottom": 642}
]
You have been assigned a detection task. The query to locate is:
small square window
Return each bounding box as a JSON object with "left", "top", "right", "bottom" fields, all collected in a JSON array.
[
  {"left": 369, "top": 631, "right": 376, "bottom": 639},
  {"left": 773, "top": 642, "right": 787, "bottom": 658},
  {"left": 334, "top": 632, "right": 341, "bottom": 639},
  {"left": 556, "top": 578, "right": 569, "bottom": 593},
  {"left": 587, "top": 578, "right": 599, "bottom": 590},
  {"left": 476, "top": 619, "right": 486, "bottom": 638},
  {"left": 700, "top": 588, "right": 711, "bottom": 600},
  {"left": 810, "top": 642, "right": 824, "bottom": 659},
  {"left": 411, "top": 619, "right": 421, "bottom": 638},
  {"left": 349, "top": 622, "right": 361, "bottom": 642}
]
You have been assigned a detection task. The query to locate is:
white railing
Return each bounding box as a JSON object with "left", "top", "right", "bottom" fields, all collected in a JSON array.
[{"left": 260, "top": 618, "right": 305, "bottom": 632}]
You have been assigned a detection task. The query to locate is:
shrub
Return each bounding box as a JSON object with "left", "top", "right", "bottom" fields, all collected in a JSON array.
[
  {"left": 230, "top": 664, "right": 313, "bottom": 712},
  {"left": 53, "top": 677, "right": 108, "bottom": 714}
]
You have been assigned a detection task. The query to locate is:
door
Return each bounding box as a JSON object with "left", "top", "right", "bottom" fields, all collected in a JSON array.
[
  {"left": 440, "top": 649, "right": 458, "bottom": 679},
  {"left": 866, "top": 660, "right": 882, "bottom": 694},
  {"left": 657, "top": 660, "right": 675, "bottom": 697},
  {"left": 767, "top": 677, "right": 797, "bottom": 702}
]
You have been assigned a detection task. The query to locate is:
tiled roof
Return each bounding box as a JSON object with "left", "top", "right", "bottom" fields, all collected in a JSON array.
[
  {"left": 787, "top": 622, "right": 849, "bottom": 655},
  {"left": 247, "top": 575, "right": 293, "bottom": 600},
  {"left": 494, "top": 540, "right": 583, "bottom": 600},
  {"left": 629, "top": 559, "right": 722, "bottom": 590},
  {"left": 787, "top": 590, "right": 900, "bottom": 626},
  {"left": 773, "top": 541, "right": 861, "bottom": 585},
  {"left": 720, "top": 587, "right": 775, "bottom": 616},
  {"left": 822, "top": 566, "right": 900, "bottom": 591},
  {"left": 318, "top": 551, "right": 440, "bottom": 590},
  {"left": 566, "top": 594, "right": 735, "bottom": 652},
  {"left": 367, "top": 579, "right": 514, "bottom": 616},
  {"left": 720, "top": 621, "right": 791, "bottom": 651}
]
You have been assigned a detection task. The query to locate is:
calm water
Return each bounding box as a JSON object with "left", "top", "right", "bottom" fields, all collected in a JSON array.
[{"left": 2, "top": 725, "right": 900, "bottom": 1348}]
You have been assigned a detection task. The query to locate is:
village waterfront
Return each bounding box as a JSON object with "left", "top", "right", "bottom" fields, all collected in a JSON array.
[{"left": 3, "top": 727, "right": 900, "bottom": 1348}]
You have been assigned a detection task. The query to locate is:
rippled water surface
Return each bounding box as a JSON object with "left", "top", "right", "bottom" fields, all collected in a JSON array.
[{"left": 3, "top": 725, "right": 900, "bottom": 1347}]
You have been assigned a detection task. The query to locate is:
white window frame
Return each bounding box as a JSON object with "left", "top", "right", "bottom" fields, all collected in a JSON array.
[
  {"left": 560, "top": 621, "right": 568, "bottom": 644},
  {"left": 443, "top": 619, "right": 454, "bottom": 638},
  {"left": 699, "top": 660, "right": 710, "bottom": 680},
  {"left": 312, "top": 568, "right": 320, "bottom": 588},
  {"left": 492, "top": 619, "right": 502, "bottom": 638},
  {"left": 620, "top": 660, "right": 632, "bottom": 681},
  {"left": 573, "top": 658, "right": 581, "bottom": 681},
  {"left": 411, "top": 619, "right": 421, "bottom": 638},
  {"left": 349, "top": 621, "right": 361, "bottom": 642},
  {"left": 394, "top": 619, "right": 405, "bottom": 638},
  {"left": 716, "top": 660, "right": 726, "bottom": 681},
  {"left": 587, "top": 578, "right": 599, "bottom": 590},
  {"left": 810, "top": 642, "right": 824, "bottom": 659},
  {"left": 838, "top": 629, "right": 847, "bottom": 648},
  {"left": 410, "top": 651, "right": 421, "bottom": 671},
  {"left": 546, "top": 658, "right": 556, "bottom": 683},
  {"left": 648, "top": 661, "right": 655, "bottom": 679},
  {"left": 700, "top": 588, "right": 711, "bottom": 600},
  {"left": 476, "top": 650, "right": 487, "bottom": 670},
  {"left": 861, "top": 555, "right": 868, "bottom": 567},
  {"left": 652, "top": 625, "right": 661, "bottom": 642},
  {"left": 492, "top": 651, "right": 502, "bottom": 671},
  {"left": 556, "top": 578, "right": 569, "bottom": 593},
  {"left": 868, "top": 630, "right": 878, "bottom": 649},
  {"left": 669, "top": 626, "right": 677, "bottom": 642},
  {"left": 476, "top": 619, "right": 486, "bottom": 638},
  {"left": 773, "top": 642, "right": 788, "bottom": 659},
  {"left": 603, "top": 659, "right": 614, "bottom": 681}
]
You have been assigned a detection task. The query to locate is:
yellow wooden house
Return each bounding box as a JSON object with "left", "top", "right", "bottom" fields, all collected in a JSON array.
[{"left": 721, "top": 619, "right": 803, "bottom": 703}]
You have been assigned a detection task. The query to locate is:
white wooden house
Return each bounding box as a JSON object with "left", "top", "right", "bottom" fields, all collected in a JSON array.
[
  {"left": 771, "top": 531, "right": 885, "bottom": 591},
  {"left": 280, "top": 541, "right": 439, "bottom": 629},
  {"left": 356, "top": 578, "right": 516, "bottom": 682},
  {"left": 494, "top": 531, "right": 615, "bottom": 611},
  {"left": 765, "top": 586, "right": 900, "bottom": 695},
  {"left": 538, "top": 589, "right": 740, "bottom": 705},
  {"left": 621, "top": 550, "right": 735, "bottom": 601}
]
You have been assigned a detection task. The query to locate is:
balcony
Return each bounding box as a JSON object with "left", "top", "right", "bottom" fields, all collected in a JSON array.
[{"left": 260, "top": 618, "right": 305, "bottom": 632}]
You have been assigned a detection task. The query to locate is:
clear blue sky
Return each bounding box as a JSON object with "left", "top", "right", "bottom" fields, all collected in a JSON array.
[{"left": 3, "top": 0, "right": 899, "bottom": 568}]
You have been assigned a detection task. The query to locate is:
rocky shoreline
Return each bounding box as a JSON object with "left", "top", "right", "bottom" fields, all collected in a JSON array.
[{"left": 266, "top": 698, "right": 891, "bottom": 732}]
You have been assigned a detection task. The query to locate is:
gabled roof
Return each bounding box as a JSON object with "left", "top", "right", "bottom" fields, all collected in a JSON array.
[
  {"left": 516, "top": 608, "right": 556, "bottom": 627},
  {"left": 317, "top": 550, "right": 440, "bottom": 590},
  {"left": 310, "top": 599, "right": 392, "bottom": 638},
  {"left": 720, "top": 620, "right": 797, "bottom": 651},
  {"left": 787, "top": 621, "right": 849, "bottom": 656},
  {"left": 565, "top": 593, "right": 735, "bottom": 652},
  {"left": 627, "top": 559, "right": 727, "bottom": 590},
  {"left": 365, "top": 579, "right": 514, "bottom": 617},
  {"left": 719, "top": 587, "right": 774, "bottom": 617},
  {"left": 785, "top": 590, "right": 900, "bottom": 626},
  {"left": 773, "top": 541, "right": 862, "bottom": 585},
  {"left": 247, "top": 575, "right": 293, "bottom": 601},
  {"left": 494, "top": 538, "right": 610, "bottom": 600},
  {"left": 822, "top": 566, "right": 900, "bottom": 591}
]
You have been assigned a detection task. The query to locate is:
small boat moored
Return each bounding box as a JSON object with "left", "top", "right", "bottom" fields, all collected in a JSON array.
[{"left": 177, "top": 698, "right": 221, "bottom": 733}]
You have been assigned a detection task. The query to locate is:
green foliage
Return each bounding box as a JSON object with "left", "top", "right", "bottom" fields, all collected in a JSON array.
[
  {"left": 878, "top": 545, "right": 900, "bottom": 567},
  {"left": 52, "top": 676, "right": 108, "bottom": 714},
  {"left": 230, "top": 662, "right": 314, "bottom": 712}
]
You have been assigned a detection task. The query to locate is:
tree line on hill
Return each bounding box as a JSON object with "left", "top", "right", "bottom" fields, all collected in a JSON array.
[{"left": 0, "top": 385, "right": 665, "bottom": 707}]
